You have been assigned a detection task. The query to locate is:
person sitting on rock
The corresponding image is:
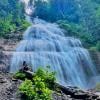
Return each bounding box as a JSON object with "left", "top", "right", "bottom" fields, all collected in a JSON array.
[
  {"left": 20, "top": 61, "right": 32, "bottom": 72},
  {"left": 23, "top": 61, "right": 29, "bottom": 71},
  {"left": 19, "top": 61, "right": 33, "bottom": 79}
]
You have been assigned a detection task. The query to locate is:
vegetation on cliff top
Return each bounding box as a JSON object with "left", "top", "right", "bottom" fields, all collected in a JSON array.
[
  {"left": 34, "top": 0, "right": 100, "bottom": 51},
  {"left": 0, "top": 0, "right": 100, "bottom": 51},
  {"left": 0, "top": 0, "right": 30, "bottom": 38}
]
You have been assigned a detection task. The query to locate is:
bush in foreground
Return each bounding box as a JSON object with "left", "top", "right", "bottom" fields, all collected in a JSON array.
[{"left": 16, "top": 67, "right": 56, "bottom": 100}]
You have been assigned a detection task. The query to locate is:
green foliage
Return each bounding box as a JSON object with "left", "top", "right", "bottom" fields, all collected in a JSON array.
[
  {"left": 19, "top": 79, "right": 52, "bottom": 100},
  {"left": 95, "top": 83, "right": 100, "bottom": 91},
  {"left": 57, "top": 20, "right": 96, "bottom": 48},
  {"left": 90, "top": 41, "right": 100, "bottom": 51},
  {"left": 34, "top": 0, "right": 80, "bottom": 22},
  {"left": 0, "top": 17, "right": 30, "bottom": 38},
  {"left": 19, "top": 79, "right": 37, "bottom": 100},
  {"left": 18, "top": 67, "right": 56, "bottom": 100},
  {"left": 57, "top": 20, "right": 83, "bottom": 36},
  {"left": 33, "top": 77, "right": 52, "bottom": 100},
  {"left": 20, "top": 20, "right": 31, "bottom": 30},
  {"left": 0, "top": 0, "right": 30, "bottom": 38},
  {"left": 34, "top": 0, "right": 49, "bottom": 20},
  {"left": 13, "top": 71, "right": 26, "bottom": 80},
  {"left": 96, "top": 41, "right": 100, "bottom": 51},
  {"left": 34, "top": 67, "right": 56, "bottom": 89},
  {"left": 33, "top": 0, "right": 100, "bottom": 48},
  {"left": 90, "top": 47, "right": 97, "bottom": 51}
]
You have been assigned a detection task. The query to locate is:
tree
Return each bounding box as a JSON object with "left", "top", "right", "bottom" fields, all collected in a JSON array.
[{"left": 0, "top": 0, "right": 29, "bottom": 37}]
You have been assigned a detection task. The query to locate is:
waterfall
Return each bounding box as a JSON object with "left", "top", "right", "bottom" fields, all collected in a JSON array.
[
  {"left": 10, "top": 18, "right": 98, "bottom": 89},
  {"left": 10, "top": 0, "right": 98, "bottom": 89},
  {"left": 20, "top": 0, "right": 35, "bottom": 23}
]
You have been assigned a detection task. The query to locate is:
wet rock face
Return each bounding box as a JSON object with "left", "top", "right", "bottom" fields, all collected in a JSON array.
[
  {"left": 0, "top": 32, "right": 22, "bottom": 72},
  {"left": 0, "top": 39, "right": 19, "bottom": 72},
  {"left": 89, "top": 51, "right": 100, "bottom": 73},
  {"left": 0, "top": 51, "right": 10, "bottom": 72},
  {"left": 0, "top": 39, "right": 18, "bottom": 51}
]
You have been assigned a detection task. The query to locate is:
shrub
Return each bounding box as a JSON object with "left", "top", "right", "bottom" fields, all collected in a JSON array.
[
  {"left": 19, "top": 79, "right": 52, "bottom": 100},
  {"left": 33, "top": 76, "right": 52, "bottom": 100},
  {"left": 18, "top": 67, "right": 56, "bottom": 100},
  {"left": 19, "top": 20, "right": 31, "bottom": 30},
  {"left": 19, "top": 79, "right": 35, "bottom": 100},
  {"left": 57, "top": 20, "right": 97, "bottom": 49},
  {"left": 0, "top": 0, "right": 30, "bottom": 38},
  {"left": 95, "top": 83, "right": 100, "bottom": 92},
  {"left": 34, "top": 67, "right": 56, "bottom": 89},
  {"left": 13, "top": 71, "right": 26, "bottom": 80}
]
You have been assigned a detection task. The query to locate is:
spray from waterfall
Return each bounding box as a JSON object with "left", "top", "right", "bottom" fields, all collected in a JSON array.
[{"left": 10, "top": 0, "right": 98, "bottom": 89}]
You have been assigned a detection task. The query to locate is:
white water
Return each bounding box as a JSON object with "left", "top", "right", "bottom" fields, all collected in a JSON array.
[
  {"left": 10, "top": 0, "right": 98, "bottom": 89},
  {"left": 10, "top": 18, "right": 98, "bottom": 89}
]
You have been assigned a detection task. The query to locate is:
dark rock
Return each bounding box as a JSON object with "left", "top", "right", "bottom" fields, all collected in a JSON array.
[
  {"left": 0, "top": 78, "right": 7, "bottom": 83},
  {"left": 0, "top": 38, "right": 19, "bottom": 73},
  {"left": 19, "top": 61, "right": 33, "bottom": 79},
  {"left": 56, "top": 84, "right": 100, "bottom": 100},
  {"left": 0, "top": 73, "right": 21, "bottom": 100}
]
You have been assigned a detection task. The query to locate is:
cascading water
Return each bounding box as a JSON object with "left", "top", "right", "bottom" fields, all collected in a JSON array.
[
  {"left": 10, "top": 19, "right": 98, "bottom": 89},
  {"left": 10, "top": 0, "right": 98, "bottom": 89}
]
